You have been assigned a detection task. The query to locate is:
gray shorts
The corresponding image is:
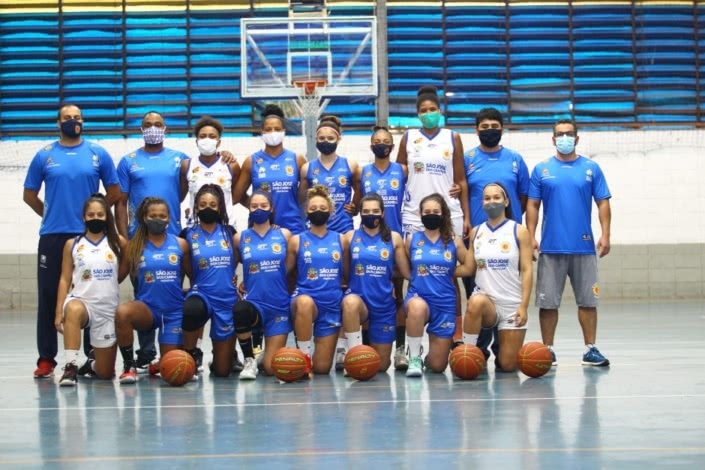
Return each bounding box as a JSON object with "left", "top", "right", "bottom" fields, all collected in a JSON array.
[{"left": 535, "top": 254, "right": 599, "bottom": 309}]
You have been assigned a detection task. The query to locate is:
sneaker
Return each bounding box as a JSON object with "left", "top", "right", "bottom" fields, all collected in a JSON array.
[
  {"left": 406, "top": 356, "right": 423, "bottom": 378},
  {"left": 34, "top": 358, "right": 56, "bottom": 378},
  {"left": 232, "top": 352, "right": 244, "bottom": 374},
  {"left": 148, "top": 360, "right": 160, "bottom": 376},
  {"left": 77, "top": 358, "right": 95, "bottom": 377},
  {"left": 192, "top": 348, "right": 204, "bottom": 372},
  {"left": 451, "top": 340, "right": 464, "bottom": 350},
  {"left": 59, "top": 363, "right": 78, "bottom": 387},
  {"left": 303, "top": 353, "right": 312, "bottom": 379},
  {"left": 135, "top": 355, "right": 154, "bottom": 374},
  {"left": 549, "top": 348, "right": 557, "bottom": 366},
  {"left": 582, "top": 346, "right": 610, "bottom": 367},
  {"left": 240, "top": 357, "right": 258, "bottom": 380},
  {"left": 119, "top": 364, "right": 137, "bottom": 385},
  {"left": 253, "top": 345, "right": 263, "bottom": 360},
  {"left": 256, "top": 351, "right": 265, "bottom": 372},
  {"left": 394, "top": 346, "right": 409, "bottom": 371},
  {"left": 335, "top": 348, "right": 346, "bottom": 372}
]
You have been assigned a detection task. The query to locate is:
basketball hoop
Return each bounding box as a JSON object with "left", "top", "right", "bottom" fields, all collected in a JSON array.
[{"left": 293, "top": 78, "right": 327, "bottom": 119}]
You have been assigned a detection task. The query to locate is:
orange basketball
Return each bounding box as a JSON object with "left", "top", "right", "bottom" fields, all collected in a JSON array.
[
  {"left": 517, "top": 342, "right": 553, "bottom": 378},
  {"left": 159, "top": 350, "right": 196, "bottom": 386},
  {"left": 344, "top": 345, "right": 381, "bottom": 381},
  {"left": 449, "top": 344, "right": 486, "bottom": 380},
  {"left": 271, "top": 347, "right": 308, "bottom": 383}
]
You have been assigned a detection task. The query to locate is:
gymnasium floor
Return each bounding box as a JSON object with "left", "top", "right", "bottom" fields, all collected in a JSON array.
[{"left": 0, "top": 301, "right": 704, "bottom": 468}]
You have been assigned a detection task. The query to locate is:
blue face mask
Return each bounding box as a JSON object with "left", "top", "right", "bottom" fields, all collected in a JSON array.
[
  {"left": 316, "top": 141, "right": 338, "bottom": 155},
  {"left": 555, "top": 135, "right": 576, "bottom": 155},
  {"left": 249, "top": 209, "right": 271, "bottom": 225},
  {"left": 419, "top": 111, "right": 441, "bottom": 129}
]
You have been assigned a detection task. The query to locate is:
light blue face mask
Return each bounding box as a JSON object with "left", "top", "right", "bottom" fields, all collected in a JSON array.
[
  {"left": 555, "top": 135, "right": 576, "bottom": 155},
  {"left": 419, "top": 111, "right": 441, "bottom": 129}
]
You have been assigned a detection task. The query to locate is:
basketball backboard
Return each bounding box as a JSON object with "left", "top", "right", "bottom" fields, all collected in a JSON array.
[{"left": 240, "top": 16, "right": 378, "bottom": 99}]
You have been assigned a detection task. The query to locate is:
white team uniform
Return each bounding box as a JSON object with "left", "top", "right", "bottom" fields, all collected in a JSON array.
[
  {"left": 472, "top": 219, "right": 525, "bottom": 330},
  {"left": 401, "top": 128, "right": 464, "bottom": 235},
  {"left": 185, "top": 155, "right": 235, "bottom": 226},
  {"left": 62, "top": 235, "right": 120, "bottom": 347}
]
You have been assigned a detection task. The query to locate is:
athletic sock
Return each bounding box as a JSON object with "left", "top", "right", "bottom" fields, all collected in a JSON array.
[
  {"left": 462, "top": 333, "right": 478, "bottom": 346},
  {"left": 297, "top": 340, "right": 312, "bottom": 357},
  {"left": 395, "top": 326, "right": 406, "bottom": 348},
  {"left": 65, "top": 349, "right": 80, "bottom": 366},
  {"left": 408, "top": 336, "right": 422, "bottom": 357},
  {"left": 119, "top": 345, "right": 134, "bottom": 366},
  {"left": 345, "top": 330, "right": 362, "bottom": 349},
  {"left": 239, "top": 337, "right": 255, "bottom": 359},
  {"left": 336, "top": 336, "right": 346, "bottom": 351},
  {"left": 584, "top": 343, "right": 594, "bottom": 353}
]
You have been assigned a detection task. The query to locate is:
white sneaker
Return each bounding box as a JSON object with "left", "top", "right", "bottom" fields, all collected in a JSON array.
[
  {"left": 406, "top": 356, "right": 423, "bottom": 378},
  {"left": 240, "top": 357, "right": 258, "bottom": 380},
  {"left": 394, "top": 346, "right": 409, "bottom": 371},
  {"left": 334, "top": 348, "right": 346, "bottom": 371}
]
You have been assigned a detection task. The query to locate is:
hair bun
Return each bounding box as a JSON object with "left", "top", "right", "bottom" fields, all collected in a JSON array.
[
  {"left": 417, "top": 85, "right": 438, "bottom": 97},
  {"left": 262, "top": 104, "right": 285, "bottom": 119}
]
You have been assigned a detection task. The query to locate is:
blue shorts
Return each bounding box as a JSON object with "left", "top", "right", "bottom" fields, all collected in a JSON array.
[
  {"left": 403, "top": 292, "right": 456, "bottom": 339},
  {"left": 185, "top": 291, "right": 235, "bottom": 342},
  {"left": 144, "top": 302, "right": 183, "bottom": 346},
  {"left": 251, "top": 301, "right": 292, "bottom": 338},
  {"left": 291, "top": 290, "right": 342, "bottom": 338},
  {"left": 367, "top": 306, "right": 396, "bottom": 345}
]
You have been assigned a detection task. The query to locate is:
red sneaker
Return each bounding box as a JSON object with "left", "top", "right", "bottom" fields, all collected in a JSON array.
[
  {"left": 303, "top": 353, "right": 312, "bottom": 379},
  {"left": 119, "top": 365, "right": 137, "bottom": 385},
  {"left": 148, "top": 361, "right": 160, "bottom": 376},
  {"left": 34, "top": 358, "right": 55, "bottom": 378}
]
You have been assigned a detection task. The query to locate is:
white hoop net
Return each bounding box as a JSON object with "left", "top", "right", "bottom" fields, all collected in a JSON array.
[{"left": 293, "top": 79, "right": 327, "bottom": 119}]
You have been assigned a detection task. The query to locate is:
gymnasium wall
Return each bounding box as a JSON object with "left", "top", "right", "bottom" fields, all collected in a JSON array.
[{"left": 1, "top": 128, "right": 703, "bottom": 309}]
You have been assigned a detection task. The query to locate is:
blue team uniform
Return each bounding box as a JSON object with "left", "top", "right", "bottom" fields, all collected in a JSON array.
[
  {"left": 24, "top": 140, "right": 118, "bottom": 235},
  {"left": 348, "top": 229, "right": 397, "bottom": 344},
  {"left": 292, "top": 230, "right": 344, "bottom": 337},
  {"left": 239, "top": 227, "right": 292, "bottom": 337},
  {"left": 528, "top": 156, "right": 611, "bottom": 254},
  {"left": 251, "top": 149, "right": 304, "bottom": 234},
  {"left": 464, "top": 146, "right": 529, "bottom": 227},
  {"left": 307, "top": 157, "right": 353, "bottom": 233},
  {"left": 184, "top": 224, "right": 237, "bottom": 341},
  {"left": 136, "top": 234, "right": 185, "bottom": 345},
  {"left": 360, "top": 162, "right": 405, "bottom": 234},
  {"left": 117, "top": 147, "right": 188, "bottom": 239},
  {"left": 405, "top": 232, "right": 457, "bottom": 338}
]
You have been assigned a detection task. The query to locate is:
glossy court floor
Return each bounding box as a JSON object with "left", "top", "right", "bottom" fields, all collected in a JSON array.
[{"left": 0, "top": 301, "right": 704, "bottom": 469}]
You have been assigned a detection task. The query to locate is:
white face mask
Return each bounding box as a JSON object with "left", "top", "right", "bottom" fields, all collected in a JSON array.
[
  {"left": 197, "top": 138, "right": 218, "bottom": 156},
  {"left": 261, "top": 131, "right": 285, "bottom": 147}
]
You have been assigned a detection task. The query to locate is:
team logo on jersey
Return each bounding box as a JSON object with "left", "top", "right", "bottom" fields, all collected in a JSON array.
[
  {"left": 129, "top": 152, "right": 137, "bottom": 159},
  {"left": 364, "top": 180, "right": 371, "bottom": 190},
  {"left": 76, "top": 244, "right": 85, "bottom": 253},
  {"left": 286, "top": 165, "right": 294, "bottom": 176},
  {"left": 304, "top": 250, "right": 312, "bottom": 258},
  {"left": 144, "top": 271, "right": 155, "bottom": 283},
  {"left": 365, "top": 171, "right": 372, "bottom": 178},
  {"left": 220, "top": 240, "right": 229, "bottom": 250},
  {"left": 416, "top": 240, "right": 425, "bottom": 247},
  {"left": 592, "top": 283, "right": 599, "bottom": 297},
  {"left": 198, "top": 258, "right": 208, "bottom": 270},
  {"left": 44, "top": 145, "right": 53, "bottom": 151},
  {"left": 542, "top": 168, "right": 550, "bottom": 176},
  {"left": 307, "top": 267, "right": 318, "bottom": 280},
  {"left": 192, "top": 166, "right": 200, "bottom": 174},
  {"left": 380, "top": 248, "right": 390, "bottom": 261},
  {"left": 467, "top": 149, "right": 476, "bottom": 158},
  {"left": 168, "top": 254, "right": 179, "bottom": 265},
  {"left": 218, "top": 176, "right": 226, "bottom": 185},
  {"left": 248, "top": 262, "right": 259, "bottom": 274},
  {"left": 355, "top": 263, "right": 365, "bottom": 275},
  {"left": 476, "top": 231, "right": 483, "bottom": 239},
  {"left": 272, "top": 243, "right": 282, "bottom": 254},
  {"left": 353, "top": 246, "right": 361, "bottom": 254},
  {"left": 191, "top": 233, "right": 199, "bottom": 240},
  {"left": 413, "top": 137, "right": 423, "bottom": 144},
  {"left": 244, "top": 237, "right": 251, "bottom": 244},
  {"left": 338, "top": 176, "right": 347, "bottom": 187},
  {"left": 192, "top": 242, "right": 199, "bottom": 250},
  {"left": 390, "top": 179, "right": 400, "bottom": 190},
  {"left": 332, "top": 250, "right": 341, "bottom": 262},
  {"left": 512, "top": 161, "right": 518, "bottom": 173},
  {"left": 313, "top": 168, "right": 320, "bottom": 175},
  {"left": 500, "top": 242, "right": 510, "bottom": 253},
  {"left": 303, "top": 241, "right": 310, "bottom": 248},
  {"left": 81, "top": 269, "right": 92, "bottom": 281},
  {"left": 414, "top": 162, "right": 424, "bottom": 173},
  {"left": 417, "top": 264, "right": 429, "bottom": 276},
  {"left": 477, "top": 259, "right": 487, "bottom": 270},
  {"left": 585, "top": 169, "right": 593, "bottom": 182},
  {"left": 105, "top": 252, "right": 115, "bottom": 263},
  {"left": 256, "top": 158, "right": 264, "bottom": 164},
  {"left": 443, "top": 149, "right": 451, "bottom": 160},
  {"left": 243, "top": 246, "right": 251, "bottom": 254},
  {"left": 260, "top": 182, "right": 270, "bottom": 191},
  {"left": 92, "top": 155, "right": 99, "bottom": 162},
  {"left": 443, "top": 250, "right": 452, "bottom": 262}
]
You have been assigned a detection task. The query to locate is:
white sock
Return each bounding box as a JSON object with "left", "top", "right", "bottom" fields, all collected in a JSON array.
[
  {"left": 336, "top": 336, "right": 347, "bottom": 351},
  {"left": 65, "top": 349, "right": 80, "bottom": 366},
  {"left": 546, "top": 344, "right": 554, "bottom": 350},
  {"left": 298, "top": 340, "right": 312, "bottom": 357},
  {"left": 462, "top": 333, "right": 478, "bottom": 346},
  {"left": 196, "top": 338, "right": 203, "bottom": 349},
  {"left": 408, "top": 336, "right": 422, "bottom": 357},
  {"left": 585, "top": 343, "right": 594, "bottom": 353},
  {"left": 345, "top": 330, "right": 362, "bottom": 349}
]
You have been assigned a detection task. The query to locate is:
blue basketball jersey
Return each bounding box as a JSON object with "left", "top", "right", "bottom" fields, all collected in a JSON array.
[
  {"left": 360, "top": 162, "right": 405, "bottom": 234},
  {"left": 24, "top": 140, "right": 118, "bottom": 235},
  {"left": 307, "top": 157, "right": 353, "bottom": 233},
  {"left": 117, "top": 147, "right": 188, "bottom": 239},
  {"left": 349, "top": 229, "right": 395, "bottom": 314},
  {"left": 136, "top": 234, "right": 184, "bottom": 313},
  {"left": 294, "top": 230, "right": 344, "bottom": 309},
  {"left": 251, "top": 149, "right": 304, "bottom": 234},
  {"left": 407, "top": 231, "right": 457, "bottom": 304},
  {"left": 239, "top": 227, "right": 290, "bottom": 311},
  {"left": 186, "top": 224, "right": 237, "bottom": 309}
]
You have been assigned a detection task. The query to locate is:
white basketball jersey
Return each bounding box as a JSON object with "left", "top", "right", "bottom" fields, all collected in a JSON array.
[
  {"left": 186, "top": 156, "right": 235, "bottom": 225},
  {"left": 402, "top": 128, "right": 463, "bottom": 226},
  {"left": 69, "top": 236, "right": 119, "bottom": 310},
  {"left": 473, "top": 220, "right": 521, "bottom": 306}
]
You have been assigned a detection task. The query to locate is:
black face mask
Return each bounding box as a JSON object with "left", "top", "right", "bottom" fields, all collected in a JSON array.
[
  {"left": 61, "top": 119, "right": 83, "bottom": 138},
  {"left": 421, "top": 214, "right": 443, "bottom": 231},
  {"left": 371, "top": 143, "right": 393, "bottom": 159},
  {"left": 361, "top": 214, "right": 382, "bottom": 229},
  {"left": 145, "top": 218, "right": 168, "bottom": 235},
  {"left": 478, "top": 128, "right": 502, "bottom": 148},
  {"left": 308, "top": 210, "right": 330, "bottom": 227},
  {"left": 316, "top": 141, "right": 338, "bottom": 155},
  {"left": 198, "top": 207, "right": 220, "bottom": 224},
  {"left": 85, "top": 219, "right": 106, "bottom": 234}
]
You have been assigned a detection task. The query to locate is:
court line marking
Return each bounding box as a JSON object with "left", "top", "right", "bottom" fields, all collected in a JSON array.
[
  {"left": 1, "top": 446, "right": 704, "bottom": 465},
  {"left": 1, "top": 393, "right": 703, "bottom": 413}
]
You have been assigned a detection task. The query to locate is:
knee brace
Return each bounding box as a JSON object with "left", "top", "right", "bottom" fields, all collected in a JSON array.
[
  {"left": 182, "top": 296, "right": 209, "bottom": 332},
  {"left": 233, "top": 301, "right": 261, "bottom": 334}
]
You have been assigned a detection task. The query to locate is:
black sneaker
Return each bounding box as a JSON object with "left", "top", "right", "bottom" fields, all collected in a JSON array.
[
  {"left": 77, "top": 358, "right": 95, "bottom": 377},
  {"left": 59, "top": 363, "right": 78, "bottom": 387},
  {"left": 232, "top": 350, "right": 244, "bottom": 374},
  {"left": 192, "top": 348, "right": 204, "bottom": 372},
  {"left": 451, "top": 340, "right": 464, "bottom": 350},
  {"left": 135, "top": 355, "right": 154, "bottom": 374}
]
